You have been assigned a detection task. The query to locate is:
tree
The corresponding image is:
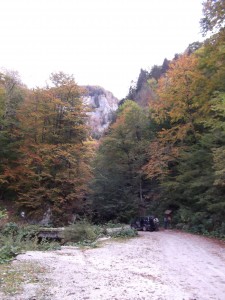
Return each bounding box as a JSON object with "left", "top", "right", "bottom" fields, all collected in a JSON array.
[
  {"left": 145, "top": 54, "right": 210, "bottom": 181},
  {"left": 201, "top": 0, "right": 225, "bottom": 35},
  {"left": 0, "top": 71, "right": 25, "bottom": 202},
  {"left": 91, "top": 101, "right": 152, "bottom": 222},
  {"left": 16, "top": 72, "right": 92, "bottom": 225},
  {"left": 144, "top": 32, "right": 225, "bottom": 233},
  {"left": 136, "top": 69, "right": 149, "bottom": 92}
]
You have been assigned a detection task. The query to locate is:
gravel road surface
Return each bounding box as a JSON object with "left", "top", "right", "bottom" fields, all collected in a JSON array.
[{"left": 2, "top": 230, "right": 225, "bottom": 300}]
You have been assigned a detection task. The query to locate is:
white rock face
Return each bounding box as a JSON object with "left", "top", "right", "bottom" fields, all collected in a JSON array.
[{"left": 83, "top": 86, "right": 119, "bottom": 138}]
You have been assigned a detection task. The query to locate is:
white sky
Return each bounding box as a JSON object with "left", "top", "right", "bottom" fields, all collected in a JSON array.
[{"left": 0, "top": 0, "right": 204, "bottom": 99}]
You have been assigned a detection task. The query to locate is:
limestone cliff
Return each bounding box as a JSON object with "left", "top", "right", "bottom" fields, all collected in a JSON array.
[{"left": 83, "top": 86, "right": 119, "bottom": 138}]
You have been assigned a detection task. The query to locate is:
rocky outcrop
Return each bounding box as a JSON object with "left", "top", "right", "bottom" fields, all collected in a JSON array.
[{"left": 83, "top": 86, "right": 119, "bottom": 138}]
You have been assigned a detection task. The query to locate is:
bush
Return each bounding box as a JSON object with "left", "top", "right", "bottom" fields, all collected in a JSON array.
[
  {"left": 0, "top": 209, "right": 8, "bottom": 220},
  {"left": 104, "top": 221, "right": 126, "bottom": 228},
  {"left": 173, "top": 208, "right": 225, "bottom": 239},
  {"left": 0, "top": 224, "right": 61, "bottom": 264},
  {"left": 1, "top": 222, "right": 19, "bottom": 236},
  {"left": 0, "top": 221, "right": 139, "bottom": 263},
  {"left": 109, "top": 227, "right": 138, "bottom": 238},
  {"left": 0, "top": 242, "right": 20, "bottom": 263},
  {"left": 0, "top": 209, "right": 8, "bottom": 231},
  {"left": 63, "top": 221, "right": 98, "bottom": 243}
]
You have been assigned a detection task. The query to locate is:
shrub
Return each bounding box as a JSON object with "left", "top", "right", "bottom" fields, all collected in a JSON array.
[
  {"left": 1, "top": 222, "right": 19, "bottom": 236},
  {"left": 0, "top": 209, "right": 9, "bottom": 232},
  {"left": 0, "top": 224, "right": 61, "bottom": 264},
  {"left": 0, "top": 209, "right": 8, "bottom": 220},
  {"left": 0, "top": 242, "right": 20, "bottom": 263},
  {"left": 104, "top": 221, "right": 126, "bottom": 228},
  {"left": 109, "top": 227, "right": 138, "bottom": 238},
  {"left": 63, "top": 221, "right": 98, "bottom": 243}
]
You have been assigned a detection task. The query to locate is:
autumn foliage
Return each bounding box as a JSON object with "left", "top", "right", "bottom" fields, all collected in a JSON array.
[
  {"left": 0, "top": 72, "right": 93, "bottom": 225},
  {"left": 0, "top": 1, "right": 225, "bottom": 234}
]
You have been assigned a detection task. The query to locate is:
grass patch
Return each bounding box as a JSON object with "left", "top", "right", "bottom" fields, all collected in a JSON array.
[{"left": 0, "top": 261, "right": 47, "bottom": 296}]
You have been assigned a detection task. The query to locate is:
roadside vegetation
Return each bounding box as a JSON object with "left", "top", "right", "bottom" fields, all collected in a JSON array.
[
  {"left": 0, "top": 222, "right": 61, "bottom": 265},
  {"left": 0, "top": 214, "right": 137, "bottom": 297},
  {"left": 0, "top": 215, "right": 137, "bottom": 265}
]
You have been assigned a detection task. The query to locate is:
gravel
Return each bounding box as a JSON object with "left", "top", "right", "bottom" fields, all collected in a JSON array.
[{"left": 2, "top": 230, "right": 225, "bottom": 300}]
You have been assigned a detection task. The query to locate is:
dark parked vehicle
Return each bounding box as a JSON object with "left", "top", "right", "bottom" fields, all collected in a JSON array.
[{"left": 130, "top": 216, "right": 159, "bottom": 231}]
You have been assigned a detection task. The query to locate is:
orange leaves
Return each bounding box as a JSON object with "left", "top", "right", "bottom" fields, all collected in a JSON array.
[
  {"left": 158, "top": 123, "right": 195, "bottom": 144},
  {"left": 143, "top": 140, "right": 169, "bottom": 179},
  {"left": 143, "top": 139, "right": 180, "bottom": 180},
  {"left": 144, "top": 53, "right": 211, "bottom": 180},
  {"left": 0, "top": 165, "right": 34, "bottom": 192},
  {"left": 155, "top": 55, "right": 208, "bottom": 124},
  {"left": 12, "top": 73, "right": 92, "bottom": 224},
  {"left": 18, "top": 79, "right": 88, "bottom": 145},
  {"left": 152, "top": 54, "right": 211, "bottom": 138}
]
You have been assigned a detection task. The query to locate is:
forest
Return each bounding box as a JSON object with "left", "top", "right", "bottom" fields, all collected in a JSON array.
[{"left": 0, "top": 0, "right": 225, "bottom": 237}]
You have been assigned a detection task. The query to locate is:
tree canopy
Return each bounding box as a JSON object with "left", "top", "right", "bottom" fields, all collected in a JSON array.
[{"left": 0, "top": 1, "right": 225, "bottom": 235}]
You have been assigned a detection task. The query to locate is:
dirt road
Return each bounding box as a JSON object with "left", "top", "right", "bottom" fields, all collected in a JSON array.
[{"left": 3, "top": 230, "right": 225, "bottom": 300}]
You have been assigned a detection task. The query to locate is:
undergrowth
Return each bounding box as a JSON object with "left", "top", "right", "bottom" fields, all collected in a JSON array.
[
  {"left": 108, "top": 227, "right": 138, "bottom": 239},
  {"left": 63, "top": 222, "right": 137, "bottom": 247},
  {"left": 174, "top": 210, "right": 225, "bottom": 240},
  {"left": 0, "top": 223, "right": 60, "bottom": 264},
  {"left": 0, "top": 220, "right": 138, "bottom": 263}
]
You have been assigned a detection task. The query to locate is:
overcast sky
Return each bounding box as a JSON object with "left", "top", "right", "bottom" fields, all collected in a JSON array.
[{"left": 0, "top": 0, "right": 204, "bottom": 99}]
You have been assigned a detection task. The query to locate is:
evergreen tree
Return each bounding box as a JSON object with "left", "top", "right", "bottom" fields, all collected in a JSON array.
[{"left": 91, "top": 101, "right": 153, "bottom": 222}]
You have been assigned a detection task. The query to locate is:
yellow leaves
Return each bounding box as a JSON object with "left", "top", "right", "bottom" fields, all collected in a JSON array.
[
  {"left": 151, "top": 53, "right": 211, "bottom": 140},
  {"left": 0, "top": 165, "right": 34, "bottom": 193},
  {"left": 168, "top": 102, "right": 187, "bottom": 122},
  {"left": 143, "top": 141, "right": 168, "bottom": 179},
  {"left": 144, "top": 53, "right": 212, "bottom": 180},
  {"left": 159, "top": 56, "right": 205, "bottom": 106},
  {"left": 18, "top": 80, "right": 87, "bottom": 145},
  {"left": 143, "top": 140, "right": 180, "bottom": 180},
  {"left": 0, "top": 72, "right": 92, "bottom": 225},
  {"left": 158, "top": 124, "right": 193, "bottom": 144}
]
